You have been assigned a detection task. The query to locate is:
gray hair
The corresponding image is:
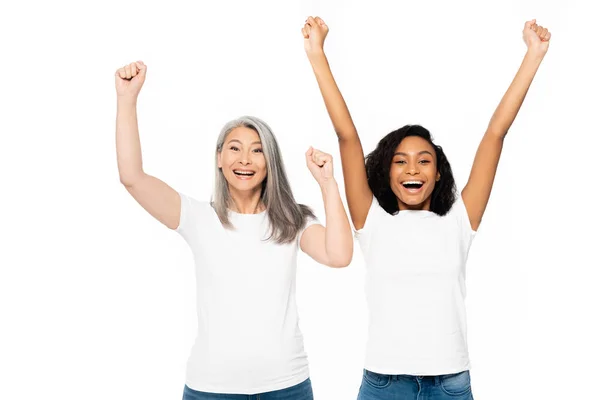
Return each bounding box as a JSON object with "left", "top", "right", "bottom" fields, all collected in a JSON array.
[{"left": 213, "top": 116, "right": 315, "bottom": 244}]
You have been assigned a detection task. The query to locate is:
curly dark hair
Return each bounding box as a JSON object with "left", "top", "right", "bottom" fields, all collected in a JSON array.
[{"left": 365, "top": 124, "right": 457, "bottom": 216}]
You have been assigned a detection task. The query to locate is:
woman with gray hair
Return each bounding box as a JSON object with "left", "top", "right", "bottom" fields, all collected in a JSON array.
[{"left": 115, "top": 60, "right": 353, "bottom": 399}]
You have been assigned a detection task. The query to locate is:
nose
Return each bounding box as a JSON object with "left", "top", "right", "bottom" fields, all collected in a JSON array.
[
  {"left": 238, "top": 150, "right": 252, "bottom": 165},
  {"left": 406, "top": 161, "right": 419, "bottom": 175}
]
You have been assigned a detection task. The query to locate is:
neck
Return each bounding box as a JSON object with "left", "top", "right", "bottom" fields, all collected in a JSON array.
[
  {"left": 228, "top": 187, "right": 265, "bottom": 214},
  {"left": 398, "top": 198, "right": 431, "bottom": 211}
]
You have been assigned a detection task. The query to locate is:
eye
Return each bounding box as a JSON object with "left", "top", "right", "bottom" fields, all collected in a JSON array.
[
  {"left": 394, "top": 160, "right": 406, "bottom": 164},
  {"left": 229, "top": 146, "right": 239, "bottom": 151},
  {"left": 253, "top": 148, "right": 263, "bottom": 153},
  {"left": 419, "top": 160, "right": 431, "bottom": 164}
]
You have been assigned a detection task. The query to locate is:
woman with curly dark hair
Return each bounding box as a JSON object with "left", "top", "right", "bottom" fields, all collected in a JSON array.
[
  {"left": 363, "top": 124, "right": 457, "bottom": 217},
  {"left": 302, "top": 16, "right": 551, "bottom": 400}
]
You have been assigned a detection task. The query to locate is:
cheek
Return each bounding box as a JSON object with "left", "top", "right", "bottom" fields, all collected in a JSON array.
[
  {"left": 423, "top": 164, "right": 436, "bottom": 178},
  {"left": 256, "top": 157, "right": 267, "bottom": 175},
  {"left": 220, "top": 153, "right": 233, "bottom": 167},
  {"left": 389, "top": 165, "right": 401, "bottom": 180},
  {"left": 426, "top": 167, "right": 438, "bottom": 189}
]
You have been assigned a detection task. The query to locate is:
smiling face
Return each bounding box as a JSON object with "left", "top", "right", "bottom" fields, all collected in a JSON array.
[
  {"left": 217, "top": 126, "right": 267, "bottom": 194},
  {"left": 389, "top": 135, "right": 440, "bottom": 211}
]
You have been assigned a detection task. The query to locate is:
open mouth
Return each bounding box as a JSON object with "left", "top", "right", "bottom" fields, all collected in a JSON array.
[
  {"left": 401, "top": 180, "right": 424, "bottom": 191},
  {"left": 233, "top": 169, "right": 256, "bottom": 179}
]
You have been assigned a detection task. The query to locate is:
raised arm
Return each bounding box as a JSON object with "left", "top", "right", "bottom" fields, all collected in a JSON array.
[
  {"left": 462, "top": 20, "right": 551, "bottom": 231},
  {"left": 303, "top": 16, "right": 372, "bottom": 230},
  {"left": 300, "top": 148, "right": 353, "bottom": 268},
  {"left": 116, "top": 61, "right": 181, "bottom": 230}
]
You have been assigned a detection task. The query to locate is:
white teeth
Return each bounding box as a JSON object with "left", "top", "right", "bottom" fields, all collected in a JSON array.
[
  {"left": 403, "top": 181, "right": 423, "bottom": 185},
  {"left": 234, "top": 170, "right": 254, "bottom": 175}
]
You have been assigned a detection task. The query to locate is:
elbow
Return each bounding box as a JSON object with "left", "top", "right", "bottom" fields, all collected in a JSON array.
[
  {"left": 486, "top": 125, "right": 509, "bottom": 140},
  {"left": 120, "top": 176, "right": 135, "bottom": 187},
  {"left": 327, "top": 245, "right": 353, "bottom": 268},
  {"left": 328, "top": 259, "right": 351, "bottom": 268},
  {"left": 336, "top": 131, "right": 358, "bottom": 144},
  {"left": 335, "top": 258, "right": 352, "bottom": 268},
  {"left": 491, "top": 131, "right": 508, "bottom": 141},
  {"left": 119, "top": 170, "right": 145, "bottom": 187},
  {"left": 120, "top": 177, "right": 133, "bottom": 187}
]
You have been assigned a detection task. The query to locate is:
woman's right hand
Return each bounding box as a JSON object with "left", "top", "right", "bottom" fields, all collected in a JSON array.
[
  {"left": 302, "top": 16, "right": 328, "bottom": 55},
  {"left": 523, "top": 19, "right": 551, "bottom": 56},
  {"left": 115, "top": 61, "right": 147, "bottom": 100}
]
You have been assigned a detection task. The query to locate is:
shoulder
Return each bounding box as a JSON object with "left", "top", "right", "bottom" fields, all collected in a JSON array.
[
  {"left": 296, "top": 211, "right": 321, "bottom": 244},
  {"left": 176, "top": 193, "right": 214, "bottom": 234},
  {"left": 179, "top": 192, "right": 212, "bottom": 211},
  {"left": 444, "top": 195, "right": 477, "bottom": 238},
  {"left": 355, "top": 196, "right": 390, "bottom": 234}
]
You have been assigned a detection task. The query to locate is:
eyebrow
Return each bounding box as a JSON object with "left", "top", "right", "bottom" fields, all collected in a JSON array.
[
  {"left": 394, "top": 150, "right": 434, "bottom": 157},
  {"left": 227, "top": 139, "right": 262, "bottom": 145}
]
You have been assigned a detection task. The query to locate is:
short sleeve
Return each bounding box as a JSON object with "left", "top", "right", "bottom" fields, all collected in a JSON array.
[
  {"left": 175, "top": 192, "right": 202, "bottom": 242},
  {"left": 354, "top": 196, "right": 385, "bottom": 238},
  {"left": 353, "top": 196, "right": 388, "bottom": 259},
  {"left": 449, "top": 195, "right": 477, "bottom": 246},
  {"left": 297, "top": 214, "right": 321, "bottom": 248}
]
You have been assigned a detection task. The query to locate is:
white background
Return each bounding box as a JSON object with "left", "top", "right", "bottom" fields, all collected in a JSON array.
[{"left": 1, "top": 0, "right": 599, "bottom": 399}]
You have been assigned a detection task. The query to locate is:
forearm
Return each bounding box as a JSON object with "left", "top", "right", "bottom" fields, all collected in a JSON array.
[
  {"left": 320, "top": 179, "right": 353, "bottom": 267},
  {"left": 488, "top": 51, "right": 545, "bottom": 137},
  {"left": 307, "top": 50, "right": 358, "bottom": 141},
  {"left": 116, "top": 98, "right": 144, "bottom": 185}
]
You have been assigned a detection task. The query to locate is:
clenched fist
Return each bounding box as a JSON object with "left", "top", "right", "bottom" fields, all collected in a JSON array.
[
  {"left": 306, "top": 147, "right": 334, "bottom": 186},
  {"left": 523, "top": 19, "right": 551, "bottom": 56},
  {"left": 115, "top": 61, "right": 147, "bottom": 99},
  {"left": 302, "top": 16, "right": 328, "bottom": 54}
]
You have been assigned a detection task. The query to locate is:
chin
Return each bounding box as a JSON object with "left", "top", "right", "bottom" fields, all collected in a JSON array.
[
  {"left": 402, "top": 198, "right": 424, "bottom": 205},
  {"left": 401, "top": 198, "right": 426, "bottom": 207},
  {"left": 226, "top": 177, "right": 264, "bottom": 193},
  {"left": 231, "top": 183, "right": 261, "bottom": 192}
]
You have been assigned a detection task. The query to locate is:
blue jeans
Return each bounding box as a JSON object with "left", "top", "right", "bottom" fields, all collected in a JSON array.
[
  {"left": 357, "top": 369, "right": 474, "bottom": 400},
  {"left": 182, "top": 378, "right": 313, "bottom": 400}
]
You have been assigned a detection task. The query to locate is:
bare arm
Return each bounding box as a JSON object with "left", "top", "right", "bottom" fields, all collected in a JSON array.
[
  {"left": 301, "top": 180, "right": 354, "bottom": 268},
  {"left": 462, "top": 20, "right": 551, "bottom": 230},
  {"left": 303, "top": 17, "right": 372, "bottom": 230},
  {"left": 300, "top": 148, "right": 353, "bottom": 268},
  {"left": 116, "top": 62, "right": 181, "bottom": 230}
]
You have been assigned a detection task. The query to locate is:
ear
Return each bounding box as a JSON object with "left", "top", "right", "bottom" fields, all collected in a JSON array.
[
  {"left": 436, "top": 171, "right": 441, "bottom": 181},
  {"left": 217, "top": 151, "right": 222, "bottom": 169}
]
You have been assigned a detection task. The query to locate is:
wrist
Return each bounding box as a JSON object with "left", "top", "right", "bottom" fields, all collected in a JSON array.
[
  {"left": 524, "top": 49, "right": 546, "bottom": 62},
  {"left": 319, "top": 177, "right": 338, "bottom": 192},
  {"left": 306, "top": 48, "right": 326, "bottom": 60},
  {"left": 117, "top": 95, "right": 138, "bottom": 108}
]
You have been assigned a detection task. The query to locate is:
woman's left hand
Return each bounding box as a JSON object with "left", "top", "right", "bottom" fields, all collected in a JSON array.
[{"left": 306, "top": 147, "right": 334, "bottom": 186}]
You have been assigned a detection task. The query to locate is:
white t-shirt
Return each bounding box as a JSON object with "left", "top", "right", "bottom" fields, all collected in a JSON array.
[
  {"left": 175, "top": 193, "right": 318, "bottom": 394},
  {"left": 356, "top": 195, "right": 476, "bottom": 376}
]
